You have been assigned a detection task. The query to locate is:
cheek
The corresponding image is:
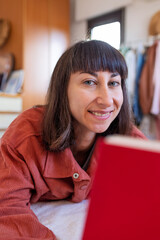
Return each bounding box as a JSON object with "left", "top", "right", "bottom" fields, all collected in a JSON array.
[
  {"left": 68, "top": 91, "right": 85, "bottom": 117},
  {"left": 69, "top": 90, "right": 92, "bottom": 109},
  {"left": 114, "top": 89, "right": 123, "bottom": 109},
  {"left": 119, "top": 93, "right": 124, "bottom": 107}
]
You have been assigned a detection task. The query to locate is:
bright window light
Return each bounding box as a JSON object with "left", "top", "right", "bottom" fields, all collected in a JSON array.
[{"left": 91, "top": 21, "right": 120, "bottom": 49}]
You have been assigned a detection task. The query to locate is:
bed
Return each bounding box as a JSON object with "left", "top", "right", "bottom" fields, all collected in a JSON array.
[{"left": 31, "top": 199, "right": 89, "bottom": 240}]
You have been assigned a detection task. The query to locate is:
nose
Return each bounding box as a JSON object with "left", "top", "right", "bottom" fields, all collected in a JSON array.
[{"left": 96, "top": 86, "right": 113, "bottom": 107}]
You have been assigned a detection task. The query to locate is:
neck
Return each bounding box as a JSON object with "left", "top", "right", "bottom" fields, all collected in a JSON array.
[
  {"left": 72, "top": 123, "right": 96, "bottom": 153},
  {"left": 71, "top": 123, "right": 96, "bottom": 167},
  {"left": 71, "top": 133, "right": 95, "bottom": 167},
  {"left": 75, "top": 134, "right": 95, "bottom": 152}
]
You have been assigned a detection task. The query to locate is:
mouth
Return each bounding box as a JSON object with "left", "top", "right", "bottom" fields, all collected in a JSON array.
[{"left": 88, "top": 110, "right": 114, "bottom": 118}]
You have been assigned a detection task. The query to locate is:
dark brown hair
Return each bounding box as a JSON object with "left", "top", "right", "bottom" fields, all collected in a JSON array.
[{"left": 42, "top": 40, "right": 132, "bottom": 151}]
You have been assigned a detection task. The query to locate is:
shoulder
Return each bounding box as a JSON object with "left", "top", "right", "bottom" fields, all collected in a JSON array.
[
  {"left": 130, "top": 125, "right": 147, "bottom": 139},
  {"left": 2, "top": 106, "right": 45, "bottom": 147}
]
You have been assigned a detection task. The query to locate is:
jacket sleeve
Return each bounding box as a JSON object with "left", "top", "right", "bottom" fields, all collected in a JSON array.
[
  {"left": 0, "top": 139, "right": 56, "bottom": 240},
  {"left": 130, "top": 125, "right": 147, "bottom": 139}
]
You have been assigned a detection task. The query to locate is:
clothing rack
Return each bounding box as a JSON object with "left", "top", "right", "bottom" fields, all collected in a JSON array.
[
  {"left": 121, "top": 35, "right": 160, "bottom": 140},
  {"left": 121, "top": 34, "right": 160, "bottom": 50}
]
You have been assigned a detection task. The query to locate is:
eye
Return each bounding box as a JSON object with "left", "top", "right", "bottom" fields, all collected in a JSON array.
[
  {"left": 109, "top": 73, "right": 121, "bottom": 87},
  {"left": 83, "top": 80, "right": 96, "bottom": 86},
  {"left": 108, "top": 81, "right": 121, "bottom": 87}
]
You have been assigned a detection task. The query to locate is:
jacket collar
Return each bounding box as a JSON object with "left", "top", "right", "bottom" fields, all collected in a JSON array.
[{"left": 43, "top": 148, "right": 94, "bottom": 181}]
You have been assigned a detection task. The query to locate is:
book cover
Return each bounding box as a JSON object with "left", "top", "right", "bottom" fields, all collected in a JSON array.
[{"left": 82, "top": 136, "right": 160, "bottom": 240}]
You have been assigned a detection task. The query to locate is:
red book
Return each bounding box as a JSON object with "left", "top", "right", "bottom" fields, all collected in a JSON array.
[{"left": 82, "top": 136, "right": 160, "bottom": 240}]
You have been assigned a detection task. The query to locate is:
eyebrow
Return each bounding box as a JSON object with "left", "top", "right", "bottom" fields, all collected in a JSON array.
[
  {"left": 111, "top": 72, "right": 120, "bottom": 77},
  {"left": 80, "top": 71, "right": 98, "bottom": 77},
  {"left": 80, "top": 71, "right": 120, "bottom": 78}
]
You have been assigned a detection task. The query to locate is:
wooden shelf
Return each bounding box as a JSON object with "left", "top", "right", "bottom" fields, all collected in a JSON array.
[
  {"left": 0, "top": 92, "right": 22, "bottom": 98},
  {"left": 0, "top": 111, "right": 21, "bottom": 114}
]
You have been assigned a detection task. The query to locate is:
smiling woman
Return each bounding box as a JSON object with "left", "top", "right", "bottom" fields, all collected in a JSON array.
[
  {"left": 43, "top": 40, "right": 130, "bottom": 152},
  {"left": 0, "top": 40, "right": 146, "bottom": 240},
  {"left": 67, "top": 71, "right": 123, "bottom": 146}
]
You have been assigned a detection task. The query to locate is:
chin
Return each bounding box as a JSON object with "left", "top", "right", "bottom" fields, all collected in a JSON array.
[
  {"left": 95, "top": 122, "right": 113, "bottom": 133},
  {"left": 92, "top": 127, "right": 109, "bottom": 134}
]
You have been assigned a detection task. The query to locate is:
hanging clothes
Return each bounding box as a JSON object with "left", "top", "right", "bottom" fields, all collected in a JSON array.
[
  {"left": 132, "top": 45, "right": 145, "bottom": 125},
  {"left": 139, "top": 42, "right": 157, "bottom": 114},
  {"left": 125, "top": 49, "right": 136, "bottom": 106},
  {"left": 150, "top": 40, "right": 160, "bottom": 115},
  {"left": 155, "top": 115, "right": 160, "bottom": 140},
  {"left": 139, "top": 114, "right": 157, "bottom": 140}
]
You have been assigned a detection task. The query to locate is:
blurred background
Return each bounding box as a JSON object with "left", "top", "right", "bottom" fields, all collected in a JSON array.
[{"left": 0, "top": 0, "right": 160, "bottom": 139}]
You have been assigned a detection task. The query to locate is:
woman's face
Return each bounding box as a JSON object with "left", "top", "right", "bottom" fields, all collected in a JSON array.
[{"left": 67, "top": 71, "right": 123, "bottom": 136}]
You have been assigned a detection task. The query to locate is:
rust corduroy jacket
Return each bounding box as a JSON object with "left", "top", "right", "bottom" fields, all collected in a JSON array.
[{"left": 0, "top": 107, "right": 146, "bottom": 239}]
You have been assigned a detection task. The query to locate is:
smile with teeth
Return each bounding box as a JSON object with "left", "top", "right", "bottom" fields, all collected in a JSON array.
[{"left": 89, "top": 111, "right": 112, "bottom": 117}]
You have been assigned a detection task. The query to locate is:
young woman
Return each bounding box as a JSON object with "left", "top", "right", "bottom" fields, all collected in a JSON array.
[{"left": 0, "top": 40, "right": 146, "bottom": 239}]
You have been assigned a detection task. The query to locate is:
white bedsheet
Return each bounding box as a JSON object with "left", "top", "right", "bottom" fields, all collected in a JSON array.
[{"left": 31, "top": 200, "right": 89, "bottom": 240}]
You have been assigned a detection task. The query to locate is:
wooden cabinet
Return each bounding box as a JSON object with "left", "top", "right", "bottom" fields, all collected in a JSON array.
[{"left": 0, "top": 0, "right": 70, "bottom": 110}]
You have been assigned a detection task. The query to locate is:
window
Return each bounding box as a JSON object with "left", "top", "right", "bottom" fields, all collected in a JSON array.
[{"left": 87, "top": 9, "right": 125, "bottom": 49}]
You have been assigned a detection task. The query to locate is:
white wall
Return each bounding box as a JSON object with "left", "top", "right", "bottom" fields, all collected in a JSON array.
[
  {"left": 70, "top": 0, "right": 160, "bottom": 45},
  {"left": 126, "top": 0, "right": 160, "bottom": 45},
  {"left": 75, "top": 0, "right": 132, "bottom": 21}
]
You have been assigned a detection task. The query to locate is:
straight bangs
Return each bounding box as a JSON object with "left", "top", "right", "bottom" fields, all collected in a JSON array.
[{"left": 71, "top": 40, "right": 128, "bottom": 81}]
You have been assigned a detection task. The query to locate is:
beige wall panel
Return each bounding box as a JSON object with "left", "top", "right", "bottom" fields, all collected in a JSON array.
[
  {"left": 0, "top": 0, "right": 70, "bottom": 110},
  {"left": 22, "top": 0, "right": 50, "bottom": 110}
]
